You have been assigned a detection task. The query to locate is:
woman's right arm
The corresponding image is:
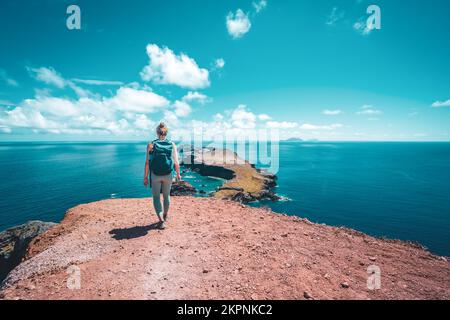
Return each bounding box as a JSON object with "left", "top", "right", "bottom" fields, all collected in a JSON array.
[
  {"left": 143, "top": 143, "right": 153, "bottom": 186},
  {"left": 172, "top": 142, "right": 181, "bottom": 181}
]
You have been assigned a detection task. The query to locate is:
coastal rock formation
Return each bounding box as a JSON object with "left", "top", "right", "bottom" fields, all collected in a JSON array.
[
  {"left": 170, "top": 180, "right": 197, "bottom": 196},
  {"left": 0, "top": 221, "right": 56, "bottom": 283},
  {"left": 0, "top": 198, "right": 449, "bottom": 300},
  {"left": 180, "top": 146, "right": 279, "bottom": 203}
]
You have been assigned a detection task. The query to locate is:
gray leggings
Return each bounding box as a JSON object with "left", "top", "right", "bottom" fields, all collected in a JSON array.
[{"left": 151, "top": 172, "right": 172, "bottom": 217}]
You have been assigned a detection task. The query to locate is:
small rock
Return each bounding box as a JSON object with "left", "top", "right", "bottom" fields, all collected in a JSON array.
[
  {"left": 202, "top": 269, "right": 209, "bottom": 274},
  {"left": 25, "top": 284, "right": 36, "bottom": 291},
  {"left": 341, "top": 282, "right": 350, "bottom": 289},
  {"left": 303, "top": 291, "right": 313, "bottom": 300},
  {"left": 368, "top": 256, "right": 377, "bottom": 262}
]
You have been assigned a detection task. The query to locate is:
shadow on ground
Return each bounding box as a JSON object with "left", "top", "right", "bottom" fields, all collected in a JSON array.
[{"left": 109, "top": 223, "right": 161, "bottom": 240}]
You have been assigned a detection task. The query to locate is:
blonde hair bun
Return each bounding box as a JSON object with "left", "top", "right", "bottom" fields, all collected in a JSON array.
[{"left": 156, "top": 122, "right": 168, "bottom": 137}]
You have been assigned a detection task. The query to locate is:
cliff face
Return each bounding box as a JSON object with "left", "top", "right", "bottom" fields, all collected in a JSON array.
[
  {"left": 0, "top": 221, "right": 56, "bottom": 283},
  {"left": 181, "top": 147, "right": 279, "bottom": 203},
  {"left": 1, "top": 197, "right": 449, "bottom": 300}
]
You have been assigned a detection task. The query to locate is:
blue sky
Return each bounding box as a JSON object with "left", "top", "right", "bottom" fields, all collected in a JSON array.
[{"left": 0, "top": 0, "right": 449, "bottom": 141}]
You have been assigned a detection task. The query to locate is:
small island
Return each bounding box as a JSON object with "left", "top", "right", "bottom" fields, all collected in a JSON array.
[{"left": 282, "top": 137, "right": 304, "bottom": 142}]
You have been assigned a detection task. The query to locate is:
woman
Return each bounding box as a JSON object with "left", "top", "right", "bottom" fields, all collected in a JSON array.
[{"left": 143, "top": 122, "right": 181, "bottom": 229}]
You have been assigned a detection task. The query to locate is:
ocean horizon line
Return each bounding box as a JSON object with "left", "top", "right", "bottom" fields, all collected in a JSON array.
[{"left": 1, "top": 139, "right": 450, "bottom": 144}]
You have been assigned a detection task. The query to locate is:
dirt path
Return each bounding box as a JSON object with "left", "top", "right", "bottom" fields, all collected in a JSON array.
[{"left": 1, "top": 197, "right": 449, "bottom": 300}]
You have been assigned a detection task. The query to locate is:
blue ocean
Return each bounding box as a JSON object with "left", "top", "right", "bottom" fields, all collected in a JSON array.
[{"left": 0, "top": 142, "right": 449, "bottom": 256}]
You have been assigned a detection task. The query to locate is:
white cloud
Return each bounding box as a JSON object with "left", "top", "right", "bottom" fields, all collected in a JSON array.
[
  {"left": 166, "top": 91, "right": 211, "bottom": 120},
  {"left": 28, "top": 67, "right": 66, "bottom": 88},
  {"left": 215, "top": 58, "right": 225, "bottom": 69},
  {"left": 266, "top": 121, "right": 298, "bottom": 129},
  {"left": 0, "top": 69, "right": 19, "bottom": 87},
  {"left": 326, "top": 7, "right": 345, "bottom": 26},
  {"left": 213, "top": 113, "right": 224, "bottom": 121},
  {"left": 258, "top": 114, "right": 271, "bottom": 121},
  {"left": 353, "top": 18, "right": 372, "bottom": 36},
  {"left": 140, "top": 44, "right": 210, "bottom": 89},
  {"left": 71, "top": 78, "right": 124, "bottom": 86},
  {"left": 252, "top": 0, "right": 267, "bottom": 13},
  {"left": 414, "top": 133, "right": 427, "bottom": 137},
  {"left": 68, "top": 83, "right": 91, "bottom": 98},
  {"left": 0, "top": 126, "right": 12, "bottom": 133},
  {"left": 357, "top": 105, "right": 382, "bottom": 115},
  {"left": 431, "top": 99, "right": 450, "bottom": 108},
  {"left": 28, "top": 66, "right": 92, "bottom": 98},
  {"left": 357, "top": 109, "right": 381, "bottom": 115},
  {"left": 133, "top": 114, "right": 154, "bottom": 130},
  {"left": 0, "top": 99, "right": 14, "bottom": 106},
  {"left": 21, "top": 96, "right": 81, "bottom": 117},
  {"left": 299, "top": 123, "right": 343, "bottom": 130},
  {"left": 322, "top": 109, "right": 342, "bottom": 116},
  {"left": 231, "top": 104, "right": 256, "bottom": 129},
  {"left": 108, "top": 86, "right": 169, "bottom": 113},
  {"left": 226, "top": 9, "right": 252, "bottom": 39},
  {"left": 0, "top": 107, "right": 62, "bottom": 131},
  {"left": 5, "top": 79, "right": 18, "bottom": 87},
  {"left": 173, "top": 100, "right": 192, "bottom": 117},
  {"left": 0, "top": 84, "right": 170, "bottom": 136},
  {"left": 182, "top": 91, "right": 210, "bottom": 105}
]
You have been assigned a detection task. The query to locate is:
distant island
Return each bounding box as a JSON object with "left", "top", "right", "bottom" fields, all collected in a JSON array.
[
  {"left": 281, "top": 138, "right": 321, "bottom": 142},
  {"left": 283, "top": 137, "right": 304, "bottom": 142}
]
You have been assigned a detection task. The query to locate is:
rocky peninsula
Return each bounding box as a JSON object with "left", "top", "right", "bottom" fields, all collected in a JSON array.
[{"left": 180, "top": 146, "right": 279, "bottom": 203}]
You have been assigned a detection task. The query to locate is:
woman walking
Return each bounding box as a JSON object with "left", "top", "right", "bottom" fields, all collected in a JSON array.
[{"left": 144, "top": 122, "right": 181, "bottom": 229}]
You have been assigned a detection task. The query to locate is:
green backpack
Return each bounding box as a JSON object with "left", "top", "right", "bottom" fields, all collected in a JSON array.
[{"left": 149, "top": 139, "right": 174, "bottom": 176}]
